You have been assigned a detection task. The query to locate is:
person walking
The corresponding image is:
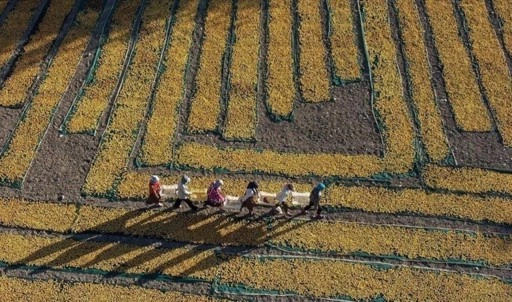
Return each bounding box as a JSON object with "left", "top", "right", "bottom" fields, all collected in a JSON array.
[
  {"left": 301, "top": 183, "right": 325, "bottom": 219},
  {"left": 273, "top": 183, "right": 294, "bottom": 216},
  {"left": 205, "top": 179, "right": 226, "bottom": 208},
  {"left": 172, "top": 175, "right": 199, "bottom": 211},
  {"left": 146, "top": 175, "right": 163, "bottom": 207},
  {"left": 240, "top": 181, "right": 259, "bottom": 215}
]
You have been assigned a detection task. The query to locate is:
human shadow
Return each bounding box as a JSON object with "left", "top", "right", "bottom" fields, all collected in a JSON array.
[{"left": 11, "top": 203, "right": 311, "bottom": 281}]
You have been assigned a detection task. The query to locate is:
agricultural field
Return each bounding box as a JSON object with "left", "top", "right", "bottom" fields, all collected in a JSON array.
[{"left": 0, "top": 0, "right": 511, "bottom": 300}]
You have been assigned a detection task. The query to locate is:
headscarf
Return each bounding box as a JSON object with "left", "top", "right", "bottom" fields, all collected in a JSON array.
[{"left": 150, "top": 175, "right": 159, "bottom": 184}]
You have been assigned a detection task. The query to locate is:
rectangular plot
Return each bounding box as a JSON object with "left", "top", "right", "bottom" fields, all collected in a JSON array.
[
  {"left": 265, "top": 0, "right": 295, "bottom": 119},
  {"left": 0, "top": 3, "right": 98, "bottom": 185},
  {"left": 328, "top": 0, "right": 360, "bottom": 80},
  {"left": 0, "top": 232, "right": 218, "bottom": 281},
  {"left": 83, "top": 0, "right": 168, "bottom": 196},
  {"left": 140, "top": 0, "right": 199, "bottom": 166},
  {"left": 72, "top": 205, "right": 268, "bottom": 246},
  {"left": 424, "top": 164, "right": 512, "bottom": 195},
  {"left": 327, "top": 185, "right": 512, "bottom": 225},
  {"left": 297, "top": 0, "right": 330, "bottom": 102},
  {"left": 269, "top": 220, "right": 512, "bottom": 266},
  {"left": 363, "top": 0, "right": 414, "bottom": 170},
  {"left": 217, "top": 256, "right": 512, "bottom": 300},
  {"left": 424, "top": 0, "right": 491, "bottom": 131},
  {"left": 65, "top": 0, "right": 142, "bottom": 134},
  {"left": 0, "top": 276, "right": 216, "bottom": 302},
  {"left": 395, "top": 0, "right": 449, "bottom": 161},
  {"left": 0, "top": 198, "right": 76, "bottom": 232},
  {"left": 494, "top": 0, "right": 512, "bottom": 52},
  {"left": 0, "top": 0, "right": 74, "bottom": 107},
  {"left": 459, "top": 0, "right": 512, "bottom": 146},
  {"left": 0, "top": 0, "right": 40, "bottom": 75},
  {"left": 187, "top": 0, "right": 231, "bottom": 133},
  {"left": 222, "top": 0, "right": 261, "bottom": 140}
]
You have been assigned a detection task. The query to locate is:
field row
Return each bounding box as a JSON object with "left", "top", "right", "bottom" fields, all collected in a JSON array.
[
  {"left": 0, "top": 232, "right": 510, "bottom": 301},
  {"left": 0, "top": 0, "right": 99, "bottom": 186},
  {"left": 117, "top": 171, "right": 512, "bottom": 225},
  {"left": 0, "top": 275, "right": 215, "bottom": 301},
  {"left": 1, "top": 198, "right": 512, "bottom": 266}
]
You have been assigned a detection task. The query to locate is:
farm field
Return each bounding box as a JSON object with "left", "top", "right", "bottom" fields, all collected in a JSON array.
[{"left": 0, "top": 0, "right": 511, "bottom": 300}]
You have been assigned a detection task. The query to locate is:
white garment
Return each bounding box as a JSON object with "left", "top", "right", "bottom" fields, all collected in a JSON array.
[
  {"left": 241, "top": 188, "right": 258, "bottom": 202},
  {"left": 177, "top": 182, "right": 192, "bottom": 199},
  {"left": 276, "top": 186, "right": 292, "bottom": 203}
]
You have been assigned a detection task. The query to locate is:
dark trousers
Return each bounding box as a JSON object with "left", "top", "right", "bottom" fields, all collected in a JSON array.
[
  {"left": 302, "top": 200, "right": 321, "bottom": 215},
  {"left": 173, "top": 198, "right": 198, "bottom": 210}
]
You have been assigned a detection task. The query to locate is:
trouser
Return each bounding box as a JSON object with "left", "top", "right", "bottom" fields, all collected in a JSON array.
[
  {"left": 240, "top": 197, "right": 257, "bottom": 214},
  {"left": 276, "top": 201, "right": 289, "bottom": 214},
  {"left": 302, "top": 200, "right": 321, "bottom": 216},
  {"left": 173, "top": 198, "right": 198, "bottom": 210}
]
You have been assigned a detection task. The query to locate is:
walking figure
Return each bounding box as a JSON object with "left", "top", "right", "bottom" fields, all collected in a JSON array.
[
  {"left": 205, "top": 179, "right": 226, "bottom": 208},
  {"left": 172, "top": 175, "right": 199, "bottom": 211},
  {"left": 274, "top": 183, "right": 294, "bottom": 216},
  {"left": 240, "top": 181, "right": 259, "bottom": 215},
  {"left": 301, "top": 183, "right": 325, "bottom": 219},
  {"left": 146, "top": 175, "right": 163, "bottom": 207}
]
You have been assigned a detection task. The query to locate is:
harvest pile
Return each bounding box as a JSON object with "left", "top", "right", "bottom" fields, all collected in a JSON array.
[{"left": 0, "top": 0, "right": 511, "bottom": 300}]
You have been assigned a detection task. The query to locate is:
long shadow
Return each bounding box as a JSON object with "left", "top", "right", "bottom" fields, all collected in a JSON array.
[{"left": 10, "top": 205, "right": 307, "bottom": 281}]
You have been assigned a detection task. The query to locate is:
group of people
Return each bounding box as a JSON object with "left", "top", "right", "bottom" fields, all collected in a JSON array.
[{"left": 146, "top": 175, "right": 326, "bottom": 219}]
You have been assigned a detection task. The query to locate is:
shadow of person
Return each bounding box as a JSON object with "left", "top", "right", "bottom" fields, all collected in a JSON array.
[{"left": 10, "top": 203, "right": 309, "bottom": 280}]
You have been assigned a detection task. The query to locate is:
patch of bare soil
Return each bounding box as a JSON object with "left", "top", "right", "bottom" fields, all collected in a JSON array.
[{"left": 0, "top": 107, "right": 20, "bottom": 148}]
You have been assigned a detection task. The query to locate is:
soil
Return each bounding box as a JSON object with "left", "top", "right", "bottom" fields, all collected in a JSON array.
[{"left": 0, "top": 0, "right": 512, "bottom": 299}]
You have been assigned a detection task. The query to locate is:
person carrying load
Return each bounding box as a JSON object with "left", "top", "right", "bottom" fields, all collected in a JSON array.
[
  {"left": 272, "top": 183, "right": 294, "bottom": 216},
  {"left": 172, "top": 175, "right": 199, "bottom": 211},
  {"left": 240, "top": 181, "right": 259, "bottom": 215},
  {"left": 301, "top": 183, "right": 325, "bottom": 219},
  {"left": 146, "top": 175, "right": 163, "bottom": 207},
  {"left": 204, "top": 179, "right": 226, "bottom": 208}
]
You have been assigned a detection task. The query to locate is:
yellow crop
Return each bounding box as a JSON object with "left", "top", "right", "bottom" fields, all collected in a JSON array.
[
  {"left": 328, "top": 185, "right": 512, "bottom": 224},
  {"left": 0, "top": 0, "right": 75, "bottom": 107},
  {"left": 140, "top": 0, "right": 199, "bottom": 165},
  {"left": 0, "top": 275, "right": 218, "bottom": 301},
  {"left": 494, "top": 0, "right": 512, "bottom": 52},
  {"left": 0, "top": 197, "right": 511, "bottom": 266},
  {"left": 266, "top": 0, "right": 295, "bottom": 118},
  {"left": 0, "top": 0, "right": 39, "bottom": 81},
  {"left": 73, "top": 205, "right": 268, "bottom": 246},
  {"left": 329, "top": 0, "right": 360, "bottom": 80},
  {"left": 83, "top": 0, "right": 167, "bottom": 195},
  {"left": 395, "top": 0, "right": 449, "bottom": 161},
  {"left": 66, "top": 0, "right": 141, "bottom": 134},
  {"left": 0, "top": 232, "right": 217, "bottom": 280},
  {"left": 424, "top": 0, "right": 491, "bottom": 131},
  {"left": 297, "top": 0, "right": 330, "bottom": 102},
  {"left": 363, "top": 0, "right": 415, "bottom": 172},
  {"left": 0, "top": 198, "right": 76, "bottom": 232},
  {"left": 187, "top": 0, "right": 231, "bottom": 133},
  {"left": 424, "top": 164, "right": 512, "bottom": 194},
  {"left": 460, "top": 0, "right": 512, "bottom": 146},
  {"left": 0, "top": 5, "right": 98, "bottom": 183},
  {"left": 218, "top": 257, "right": 512, "bottom": 300},
  {"left": 176, "top": 142, "right": 383, "bottom": 177},
  {"left": 223, "top": 0, "right": 260, "bottom": 141},
  {"left": 270, "top": 220, "right": 512, "bottom": 265}
]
